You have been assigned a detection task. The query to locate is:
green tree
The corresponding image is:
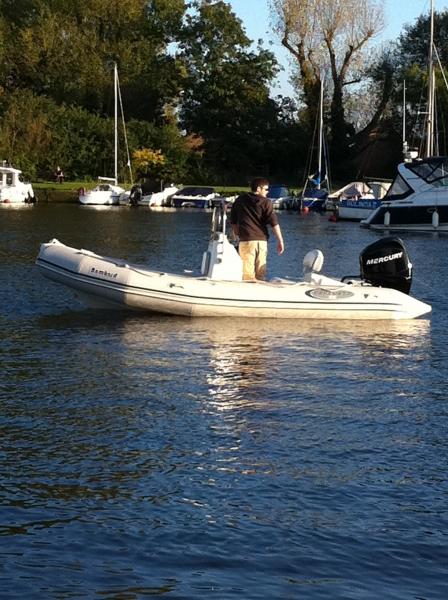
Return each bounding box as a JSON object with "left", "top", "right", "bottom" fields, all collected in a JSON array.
[
  {"left": 0, "top": 89, "right": 53, "bottom": 178},
  {"left": 178, "top": 0, "right": 288, "bottom": 182},
  {"left": 394, "top": 9, "right": 448, "bottom": 155},
  {"left": 271, "top": 0, "right": 385, "bottom": 164},
  {"left": 2, "top": 0, "right": 186, "bottom": 121}
]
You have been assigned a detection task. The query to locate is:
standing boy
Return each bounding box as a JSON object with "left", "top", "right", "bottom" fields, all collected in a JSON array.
[{"left": 230, "top": 178, "right": 284, "bottom": 280}]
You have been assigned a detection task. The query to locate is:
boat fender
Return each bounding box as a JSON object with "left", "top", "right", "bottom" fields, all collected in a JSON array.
[
  {"left": 78, "top": 187, "right": 86, "bottom": 196},
  {"left": 384, "top": 211, "right": 390, "bottom": 226},
  {"left": 432, "top": 209, "right": 439, "bottom": 228}
]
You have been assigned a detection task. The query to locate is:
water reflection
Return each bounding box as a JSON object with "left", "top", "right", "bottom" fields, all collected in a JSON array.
[
  {"left": 78, "top": 205, "right": 121, "bottom": 212},
  {"left": 0, "top": 203, "right": 35, "bottom": 211},
  {"left": 112, "top": 315, "right": 431, "bottom": 414},
  {"left": 2, "top": 205, "right": 447, "bottom": 599}
]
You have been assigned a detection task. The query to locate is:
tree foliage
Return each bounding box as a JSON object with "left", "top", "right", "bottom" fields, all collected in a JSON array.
[
  {"left": 270, "top": 0, "right": 384, "bottom": 160},
  {"left": 0, "top": 0, "right": 309, "bottom": 182},
  {"left": 393, "top": 9, "right": 448, "bottom": 156},
  {"left": 2, "top": 0, "right": 186, "bottom": 121},
  {"left": 178, "top": 0, "right": 302, "bottom": 182}
]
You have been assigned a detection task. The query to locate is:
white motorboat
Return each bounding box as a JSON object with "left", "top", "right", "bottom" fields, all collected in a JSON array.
[
  {"left": 119, "top": 184, "right": 179, "bottom": 207},
  {"left": 268, "top": 185, "right": 298, "bottom": 210},
  {"left": 361, "top": 157, "right": 448, "bottom": 232},
  {"left": 35, "top": 205, "right": 431, "bottom": 320},
  {"left": 363, "top": 0, "right": 448, "bottom": 233},
  {"left": 328, "top": 181, "right": 391, "bottom": 221},
  {"left": 171, "top": 186, "right": 219, "bottom": 208},
  {"left": 142, "top": 185, "right": 179, "bottom": 207},
  {"left": 79, "top": 64, "right": 132, "bottom": 206},
  {"left": 79, "top": 177, "right": 125, "bottom": 206},
  {"left": 0, "top": 162, "right": 36, "bottom": 204}
]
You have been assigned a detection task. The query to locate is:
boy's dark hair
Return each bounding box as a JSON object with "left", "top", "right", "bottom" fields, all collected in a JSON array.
[{"left": 250, "top": 177, "right": 269, "bottom": 192}]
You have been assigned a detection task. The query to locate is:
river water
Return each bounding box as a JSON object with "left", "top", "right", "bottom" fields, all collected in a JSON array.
[{"left": 1, "top": 204, "right": 447, "bottom": 599}]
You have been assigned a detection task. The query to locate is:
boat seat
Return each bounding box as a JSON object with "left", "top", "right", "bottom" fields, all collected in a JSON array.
[
  {"left": 302, "top": 249, "right": 344, "bottom": 286},
  {"left": 303, "top": 249, "right": 324, "bottom": 281}
]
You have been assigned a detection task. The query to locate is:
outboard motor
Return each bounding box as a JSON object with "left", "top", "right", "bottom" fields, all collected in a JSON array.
[
  {"left": 360, "top": 236, "right": 412, "bottom": 294},
  {"left": 129, "top": 184, "right": 142, "bottom": 206}
]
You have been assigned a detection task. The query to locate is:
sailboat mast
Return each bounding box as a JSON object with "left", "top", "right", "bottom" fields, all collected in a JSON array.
[
  {"left": 114, "top": 63, "right": 118, "bottom": 185},
  {"left": 426, "top": 0, "right": 435, "bottom": 157},
  {"left": 317, "top": 79, "right": 324, "bottom": 190},
  {"left": 402, "top": 80, "right": 406, "bottom": 148}
]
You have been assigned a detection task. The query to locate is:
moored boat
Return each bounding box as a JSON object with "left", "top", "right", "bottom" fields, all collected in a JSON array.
[
  {"left": 329, "top": 181, "right": 391, "bottom": 221},
  {"left": 79, "top": 63, "right": 131, "bottom": 206},
  {"left": 363, "top": 0, "right": 448, "bottom": 233},
  {"left": 268, "top": 184, "right": 298, "bottom": 210},
  {"left": 361, "top": 157, "right": 448, "bottom": 232},
  {"left": 0, "top": 162, "right": 36, "bottom": 204},
  {"left": 79, "top": 178, "right": 125, "bottom": 206},
  {"left": 171, "top": 186, "right": 219, "bottom": 208},
  {"left": 300, "top": 79, "right": 330, "bottom": 212},
  {"left": 119, "top": 184, "right": 179, "bottom": 207}
]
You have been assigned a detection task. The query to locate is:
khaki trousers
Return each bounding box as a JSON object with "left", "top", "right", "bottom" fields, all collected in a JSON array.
[{"left": 238, "top": 240, "right": 268, "bottom": 280}]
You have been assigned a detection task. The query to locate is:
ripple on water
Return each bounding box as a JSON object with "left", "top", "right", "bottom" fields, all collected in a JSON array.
[{"left": 1, "top": 208, "right": 447, "bottom": 599}]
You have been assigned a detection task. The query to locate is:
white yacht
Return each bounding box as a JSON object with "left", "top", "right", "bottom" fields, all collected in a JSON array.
[
  {"left": 79, "top": 177, "right": 125, "bottom": 206},
  {"left": 361, "top": 158, "right": 448, "bottom": 232},
  {"left": 0, "top": 162, "right": 36, "bottom": 204},
  {"left": 363, "top": 0, "right": 448, "bottom": 233},
  {"left": 329, "top": 181, "right": 390, "bottom": 221},
  {"left": 79, "top": 63, "right": 131, "bottom": 206}
]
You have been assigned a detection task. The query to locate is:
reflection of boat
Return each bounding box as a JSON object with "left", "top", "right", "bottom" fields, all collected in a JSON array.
[
  {"left": 79, "top": 64, "right": 131, "bottom": 206},
  {"left": 363, "top": 0, "right": 448, "bottom": 233},
  {"left": 0, "top": 162, "right": 36, "bottom": 204},
  {"left": 301, "top": 80, "right": 330, "bottom": 212},
  {"left": 171, "top": 186, "right": 218, "bottom": 208},
  {"left": 268, "top": 184, "right": 298, "bottom": 210},
  {"left": 36, "top": 204, "right": 431, "bottom": 320},
  {"left": 77, "top": 204, "right": 119, "bottom": 212},
  {"left": 328, "top": 181, "right": 391, "bottom": 221}
]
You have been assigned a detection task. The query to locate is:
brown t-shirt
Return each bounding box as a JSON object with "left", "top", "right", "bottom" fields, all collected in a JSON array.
[{"left": 230, "top": 192, "right": 279, "bottom": 241}]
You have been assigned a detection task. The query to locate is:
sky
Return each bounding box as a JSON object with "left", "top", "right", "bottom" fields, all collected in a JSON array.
[{"left": 227, "top": 0, "right": 448, "bottom": 97}]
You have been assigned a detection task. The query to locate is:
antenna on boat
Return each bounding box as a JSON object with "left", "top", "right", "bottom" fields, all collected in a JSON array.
[
  {"left": 402, "top": 80, "right": 407, "bottom": 156},
  {"left": 402, "top": 81, "right": 418, "bottom": 162}
]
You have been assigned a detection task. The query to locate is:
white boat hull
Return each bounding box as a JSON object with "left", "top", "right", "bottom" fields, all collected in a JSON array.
[
  {"left": 79, "top": 191, "right": 122, "bottom": 205},
  {"left": 338, "top": 199, "right": 381, "bottom": 221},
  {"left": 362, "top": 159, "right": 448, "bottom": 232},
  {"left": 36, "top": 240, "right": 431, "bottom": 320},
  {"left": 0, "top": 164, "right": 35, "bottom": 203}
]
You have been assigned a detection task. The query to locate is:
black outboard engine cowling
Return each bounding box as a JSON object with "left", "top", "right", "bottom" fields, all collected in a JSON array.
[
  {"left": 359, "top": 236, "right": 412, "bottom": 294},
  {"left": 129, "top": 184, "right": 142, "bottom": 206}
]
